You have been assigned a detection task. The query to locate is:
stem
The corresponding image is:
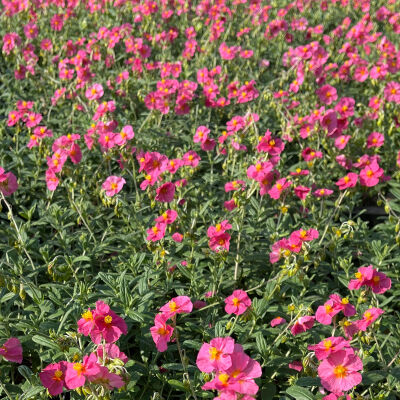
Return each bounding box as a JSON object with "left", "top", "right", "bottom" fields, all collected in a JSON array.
[
  {"left": 173, "top": 318, "right": 198, "bottom": 400},
  {"left": 0, "top": 192, "right": 36, "bottom": 271},
  {"left": 0, "top": 382, "right": 13, "bottom": 400}
]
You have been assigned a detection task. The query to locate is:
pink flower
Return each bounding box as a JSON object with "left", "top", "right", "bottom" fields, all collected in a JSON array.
[
  {"left": 102, "top": 176, "right": 126, "bottom": 197},
  {"left": 45, "top": 170, "right": 59, "bottom": 191},
  {"left": 207, "top": 220, "right": 232, "bottom": 238},
  {"left": 40, "top": 361, "right": 68, "bottom": 396},
  {"left": 146, "top": 223, "right": 166, "bottom": 241},
  {"left": 225, "top": 180, "right": 246, "bottom": 192},
  {"left": 86, "top": 84, "right": 104, "bottom": 101},
  {"left": 316, "top": 85, "right": 338, "bottom": 105},
  {"left": 115, "top": 125, "right": 134, "bottom": 146},
  {"left": 88, "top": 366, "right": 125, "bottom": 389},
  {"left": 155, "top": 210, "right": 178, "bottom": 224},
  {"left": 155, "top": 182, "right": 175, "bottom": 203},
  {"left": 348, "top": 265, "right": 374, "bottom": 290},
  {"left": 160, "top": 296, "right": 193, "bottom": 318},
  {"left": 268, "top": 178, "right": 291, "bottom": 200},
  {"left": 329, "top": 294, "right": 356, "bottom": 317},
  {"left": 366, "top": 270, "right": 391, "bottom": 294},
  {"left": 194, "top": 125, "right": 210, "bottom": 143},
  {"left": 257, "top": 130, "right": 285, "bottom": 155},
  {"left": 196, "top": 337, "right": 235, "bottom": 373},
  {"left": 150, "top": 314, "right": 174, "bottom": 352},
  {"left": 314, "top": 188, "right": 333, "bottom": 197},
  {"left": 289, "top": 361, "right": 303, "bottom": 371},
  {"left": 172, "top": 232, "right": 183, "bottom": 242},
  {"left": 224, "top": 290, "right": 251, "bottom": 316},
  {"left": 384, "top": 81, "right": 400, "bottom": 103},
  {"left": 308, "top": 337, "right": 351, "bottom": 360},
  {"left": 294, "top": 185, "right": 310, "bottom": 200},
  {"left": 0, "top": 338, "right": 23, "bottom": 363},
  {"left": 96, "top": 343, "right": 128, "bottom": 364},
  {"left": 77, "top": 308, "right": 95, "bottom": 336},
  {"left": 0, "top": 170, "right": 18, "bottom": 196},
  {"left": 209, "top": 232, "right": 231, "bottom": 252},
  {"left": 65, "top": 353, "right": 101, "bottom": 389},
  {"left": 291, "top": 316, "right": 315, "bottom": 335},
  {"left": 366, "top": 132, "right": 384, "bottom": 148},
  {"left": 359, "top": 161, "right": 383, "bottom": 187},
  {"left": 316, "top": 300, "right": 341, "bottom": 325},
  {"left": 302, "top": 147, "right": 323, "bottom": 161},
  {"left": 335, "top": 135, "right": 351, "bottom": 150},
  {"left": 90, "top": 300, "right": 128, "bottom": 344},
  {"left": 318, "top": 349, "right": 362, "bottom": 394},
  {"left": 182, "top": 150, "right": 201, "bottom": 167},
  {"left": 356, "top": 308, "right": 384, "bottom": 331},
  {"left": 270, "top": 317, "right": 287, "bottom": 327},
  {"left": 335, "top": 173, "right": 358, "bottom": 190}
]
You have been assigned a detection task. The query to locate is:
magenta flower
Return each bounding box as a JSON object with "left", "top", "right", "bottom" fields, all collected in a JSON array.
[
  {"left": 367, "top": 270, "right": 391, "bottom": 294},
  {"left": 308, "top": 337, "right": 350, "bottom": 360},
  {"left": 160, "top": 295, "right": 193, "bottom": 319},
  {"left": 291, "top": 316, "right": 315, "bottom": 335},
  {"left": 196, "top": 337, "right": 235, "bottom": 373},
  {"left": 384, "top": 81, "right": 400, "bottom": 103},
  {"left": 65, "top": 353, "right": 101, "bottom": 389},
  {"left": 270, "top": 317, "right": 287, "bottom": 327},
  {"left": 150, "top": 314, "right": 174, "bottom": 352},
  {"left": 316, "top": 300, "right": 341, "bottom": 325},
  {"left": 102, "top": 176, "right": 126, "bottom": 197},
  {"left": 316, "top": 84, "right": 338, "bottom": 105},
  {"left": 209, "top": 232, "right": 231, "bottom": 252},
  {"left": 85, "top": 83, "right": 104, "bottom": 100},
  {"left": 172, "top": 232, "right": 183, "bottom": 242},
  {"left": 268, "top": 178, "right": 291, "bottom": 200},
  {"left": 90, "top": 301, "right": 128, "bottom": 344},
  {"left": 40, "top": 361, "right": 68, "bottom": 396},
  {"left": 359, "top": 160, "right": 383, "bottom": 187},
  {"left": 348, "top": 265, "right": 374, "bottom": 290},
  {"left": 115, "top": 125, "right": 134, "bottom": 146},
  {"left": 0, "top": 337, "right": 23, "bottom": 363},
  {"left": 97, "top": 343, "right": 128, "bottom": 364},
  {"left": 329, "top": 294, "right": 356, "bottom": 317},
  {"left": 314, "top": 188, "right": 333, "bottom": 197},
  {"left": 207, "top": 220, "right": 232, "bottom": 238},
  {"left": 88, "top": 365, "right": 125, "bottom": 389},
  {"left": 0, "top": 169, "right": 18, "bottom": 196},
  {"left": 146, "top": 223, "right": 167, "bottom": 242},
  {"left": 317, "top": 349, "right": 362, "bottom": 394},
  {"left": 77, "top": 308, "right": 95, "bottom": 337},
  {"left": 335, "top": 173, "right": 358, "bottom": 190},
  {"left": 155, "top": 182, "right": 175, "bottom": 203},
  {"left": 355, "top": 308, "right": 384, "bottom": 331},
  {"left": 366, "top": 132, "right": 384, "bottom": 148},
  {"left": 224, "top": 290, "right": 251, "bottom": 316},
  {"left": 155, "top": 209, "right": 178, "bottom": 224}
]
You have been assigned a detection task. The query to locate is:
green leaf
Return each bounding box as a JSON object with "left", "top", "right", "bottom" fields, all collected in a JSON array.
[
  {"left": 286, "top": 385, "right": 315, "bottom": 400},
  {"left": 168, "top": 379, "right": 187, "bottom": 391},
  {"left": 31, "top": 335, "right": 59, "bottom": 351}
]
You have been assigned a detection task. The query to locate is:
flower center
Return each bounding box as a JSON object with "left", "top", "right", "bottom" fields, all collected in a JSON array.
[
  {"left": 157, "top": 327, "right": 167, "bottom": 336},
  {"left": 231, "top": 369, "right": 241, "bottom": 378},
  {"left": 333, "top": 364, "right": 347, "bottom": 378},
  {"left": 73, "top": 363, "right": 86, "bottom": 375},
  {"left": 169, "top": 301, "right": 177, "bottom": 312},
  {"left": 364, "top": 311, "right": 373, "bottom": 320},
  {"left": 53, "top": 370, "right": 63, "bottom": 381},
  {"left": 325, "top": 304, "right": 333, "bottom": 313},
  {"left": 232, "top": 297, "right": 240, "bottom": 306},
  {"left": 104, "top": 315, "right": 112, "bottom": 324},
  {"left": 209, "top": 346, "right": 222, "bottom": 360},
  {"left": 373, "top": 275, "right": 380, "bottom": 283},
  {"left": 82, "top": 310, "right": 93, "bottom": 321},
  {"left": 355, "top": 272, "right": 363, "bottom": 280},
  {"left": 323, "top": 339, "right": 332, "bottom": 349},
  {"left": 218, "top": 373, "right": 229, "bottom": 385},
  {"left": 341, "top": 297, "right": 349, "bottom": 305},
  {"left": 111, "top": 182, "right": 118, "bottom": 190},
  {"left": 343, "top": 176, "right": 350, "bottom": 183}
]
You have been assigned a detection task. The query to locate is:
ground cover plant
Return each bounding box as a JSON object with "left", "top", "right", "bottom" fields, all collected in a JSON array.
[{"left": 1, "top": 0, "right": 400, "bottom": 399}]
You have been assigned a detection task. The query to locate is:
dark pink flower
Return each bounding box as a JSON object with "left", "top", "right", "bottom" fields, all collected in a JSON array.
[
  {"left": 318, "top": 349, "right": 362, "bottom": 394},
  {"left": 0, "top": 338, "right": 22, "bottom": 363},
  {"left": 155, "top": 182, "right": 175, "bottom": 203},
  {"left": 40, "top": 361, "right": 68, "bottom": 396},
  {"left": 150, "top": 314, "right": 174, "bottom": 352},
  {"left": 224, "top": 290, "right": 251, "bottom": 316}
]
